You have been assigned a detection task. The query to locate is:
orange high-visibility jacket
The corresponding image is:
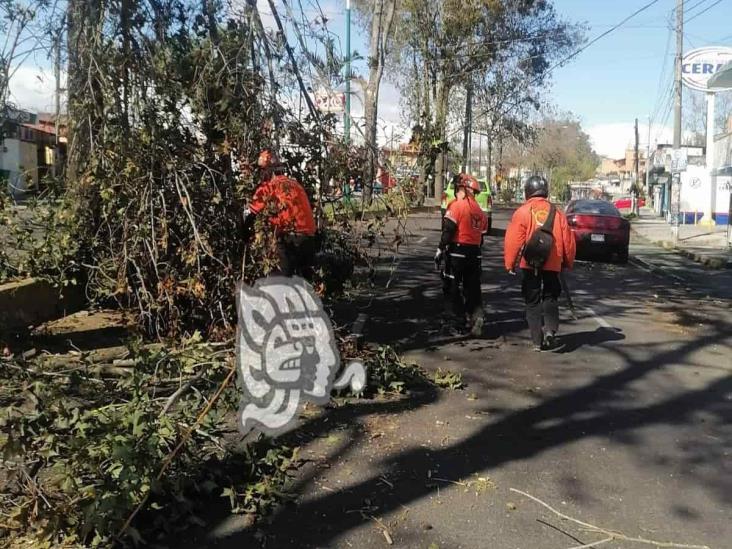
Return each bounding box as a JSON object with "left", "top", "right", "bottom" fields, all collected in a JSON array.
[
  {"left": 250, "top": 175, "right": 317, "bottom": 236},
  {"left": 444, "top": 196, "right": 488, "bottom": 246},
  {"left": 503, "top": 197, "right": 576, "bottom": 272}
]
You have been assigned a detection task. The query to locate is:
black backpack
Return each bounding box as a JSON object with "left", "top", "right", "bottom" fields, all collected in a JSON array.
[{"left": 522, "top": 204, "right": 556, "bottom": 270}]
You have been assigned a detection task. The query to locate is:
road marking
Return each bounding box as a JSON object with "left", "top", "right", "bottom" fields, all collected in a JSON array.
[
  {"left": 417, "top": 236, "right": 428, "bottom": 244},
  {"left": 352, "top": 313, "right": 368, "bottom": 337},
  {"left": 584, "top": 307, "right": 611, "bottom": 329}
]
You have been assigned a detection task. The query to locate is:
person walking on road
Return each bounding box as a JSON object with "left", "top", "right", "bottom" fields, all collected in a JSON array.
[
  {"left": 243, "top": 150, "right": 317, "bottom": 278},
  {"left": 504, "top": 175, "right": 576, "bottom": 351},
  {"left": 435, "top": 173, "right": 488, "bottom": 337}
]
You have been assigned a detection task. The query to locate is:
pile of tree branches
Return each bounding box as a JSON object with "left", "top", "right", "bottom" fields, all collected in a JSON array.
[
  {"left": 14, "top": 0, "right": 392, "bottom": 338},
  {"left": 0, "top": 334, "right": 435, "bottom": 546},
  {"left": 0, "top": 338, "right": 299, "bottom": 546}
]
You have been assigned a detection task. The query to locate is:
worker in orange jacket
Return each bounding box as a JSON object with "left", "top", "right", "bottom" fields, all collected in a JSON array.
[
  {"left": 435, "top": 173, "right": 488, "bottom": 337},
  {"left": 504, "top": 175, "right": 576, "bottom": 351},
  {"left": 243, "top": 150, "right": 317, "bottom": 277}
]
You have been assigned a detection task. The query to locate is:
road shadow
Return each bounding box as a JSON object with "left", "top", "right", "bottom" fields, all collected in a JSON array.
[{"left": 554, "top": 326, "right": 625, "bottom": 353}]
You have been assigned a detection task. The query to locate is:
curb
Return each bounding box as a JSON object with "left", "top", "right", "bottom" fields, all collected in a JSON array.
[
  {"left": 627, "top": 255, "right": 688, "bottom": 285},
  {"left": 0, "top": 277, "right": 85, "bottom": 335}
]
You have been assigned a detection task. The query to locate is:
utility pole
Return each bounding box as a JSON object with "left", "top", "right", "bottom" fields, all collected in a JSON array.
[
  {"left": 645, "top": 115, "right": 652, "bottom": 199},
  {"left": 671, "top": 0, "right": 683, "bottom": 243},
  {"left": 673, "top": 0, "right": 683, "bottom": 149},
  {"left": 344, "top": 0, "right": 351, "bottom": 144},
  {"left": 462, "top": 84, "right": 472, "bottom": 173},
  {"left": 634, "top": 118, "right": 640, "bottom": 181},
  {"left": 633, "top": 118, "right": 640, "bottom": 214}
]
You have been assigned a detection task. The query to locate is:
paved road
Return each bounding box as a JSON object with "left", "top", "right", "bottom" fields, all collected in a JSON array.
[{"left": 192, "top": 207, "right": 731, "bottom": 549}]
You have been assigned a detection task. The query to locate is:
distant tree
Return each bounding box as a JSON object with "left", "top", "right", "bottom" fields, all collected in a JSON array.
[
  {"left": 391, "top": 0, "right": 582, "bottom": 199},
  {"left": 0, "top": 0, "right": 57, "bottom": 136},
  {"left": 353, "top": 0, "right": 399, "bottom": 205},
  {"left": 684, "top": 89, "right": 732, "bottom": 144},
  {"left": 522, "top": 114, "right": 598, "bottom": 198}
]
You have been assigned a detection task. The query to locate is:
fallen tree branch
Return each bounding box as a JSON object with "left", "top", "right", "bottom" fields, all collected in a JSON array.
[
  {"left": 159, "top": 367, "right": 207, "bottom": 416},
  {"left": 117, "top": 365, "right": 236, "bottom": 540},
  {"left": 509, "top": 488, "right": 711, "bottom": 549}
]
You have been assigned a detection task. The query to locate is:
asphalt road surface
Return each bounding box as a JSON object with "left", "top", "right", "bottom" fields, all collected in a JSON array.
[{"left": 189, "top": 207, "right": 731, "bottom": 549}]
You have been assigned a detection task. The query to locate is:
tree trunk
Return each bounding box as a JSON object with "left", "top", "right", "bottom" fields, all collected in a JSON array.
[
  {"left": 362, "top": 0, "right": 396, "bottom": 206},
  {"left": 433, "top": 78, "right": 450, "bottom": 200},
  {"left": 67, "top": 0, "right": 102, "bottom": 187}
]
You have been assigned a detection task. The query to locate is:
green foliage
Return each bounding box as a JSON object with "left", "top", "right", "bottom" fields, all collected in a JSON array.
[
  {"left": 432, "top": 368, "right": 463, "bottom": 390},
  {"left": 498, "top": 185, "right": 518, "bottom": 204},
  {"left": 359, "top": 346, "right": 428, "bottom": 396},
  {"left": 0, "top": 194, "right": 80, "bottom": 286},
  {"left": 0, "top": 341, "right": 298, "bottom": 546}
]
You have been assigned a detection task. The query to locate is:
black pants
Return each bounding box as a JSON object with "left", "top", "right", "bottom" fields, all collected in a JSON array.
[
  {"left": 521, "top": 269, "right": 562, "bottom": 345},
  {"left": 444, "top": 244, "right": 482, "bottom": 319},
  {"left": 275, "top": 234, "right": 316, "bottom": 278}
]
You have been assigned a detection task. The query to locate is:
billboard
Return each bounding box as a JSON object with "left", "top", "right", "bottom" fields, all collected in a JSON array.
[{"left": 681, "top": 47, "right": 732, "bottom": 91}]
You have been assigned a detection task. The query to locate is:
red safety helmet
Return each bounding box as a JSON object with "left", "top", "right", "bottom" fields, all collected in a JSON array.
[
  {"left": 456, "top": 173, "right": 481, "bottom": 194},
  {"left": 257, "top": 149, "right": 282, "bottom": 169}
]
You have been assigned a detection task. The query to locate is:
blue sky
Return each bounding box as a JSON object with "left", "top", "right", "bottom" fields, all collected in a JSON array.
[
  {"left": 552, "top": 0, "right": 731, "bottom": 126},
  {"left": 11, "top": 0, "right": 732, "bottom": 158},
  {"left": 551, "top": 0, "right": 732, "bottom": 156}
]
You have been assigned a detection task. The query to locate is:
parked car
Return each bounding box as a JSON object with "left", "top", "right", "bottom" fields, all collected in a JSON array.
[
  {"left": 440, "top": 177, "right": 493, "bottom": 232},
  {"left": 565, "top": 199, "right": 630, "bottom": 263},
  {"left": 613, "top": 196, "right": 646, "bottom": 209}
]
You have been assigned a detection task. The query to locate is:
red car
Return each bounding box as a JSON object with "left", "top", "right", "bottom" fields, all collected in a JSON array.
[
  {"left": 613, "top": 196, "right": 645, "bottom": 209},
  {"left": 566, "top": 199, "right": 630, "bottom": 263}
]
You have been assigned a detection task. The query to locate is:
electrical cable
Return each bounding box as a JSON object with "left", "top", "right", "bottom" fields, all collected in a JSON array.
[{"left": 686, "top": 0, "right": 726, "bottom": 22}]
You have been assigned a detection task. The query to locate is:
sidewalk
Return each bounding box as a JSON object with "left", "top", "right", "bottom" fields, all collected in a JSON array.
[{"left": 630, "top": 208, "right": 732, "bottom": 269}]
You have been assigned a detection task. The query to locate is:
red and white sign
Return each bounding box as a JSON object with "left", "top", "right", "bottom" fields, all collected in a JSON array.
[{"left": 314, "top": 90, "right": 345, "bottom": 113}]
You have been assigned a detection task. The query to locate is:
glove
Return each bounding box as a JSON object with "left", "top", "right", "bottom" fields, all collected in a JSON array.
[{"left": 434, "top": 248, "right": 443, "bottom": 269}]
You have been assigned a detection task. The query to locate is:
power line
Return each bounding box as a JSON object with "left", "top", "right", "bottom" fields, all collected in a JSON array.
[
  {"left": 687, "top": 0, "right": 726, "bottom": 22},
  {"left": 650, "top": 27, "right": 673, "bottom": 127},
  {"left": 654, "top": 84, "right": 675, "bottom": 144},
  {"left": 537, "top": 0, "right": 663, "bottom": 82},
  {"left": 680, "top": 0, "right": 711, "bottom": 14}
]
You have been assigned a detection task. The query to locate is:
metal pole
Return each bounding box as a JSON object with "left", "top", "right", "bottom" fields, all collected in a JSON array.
[{"left": 344, "top": 0, "right": 351, "bottom": 144}]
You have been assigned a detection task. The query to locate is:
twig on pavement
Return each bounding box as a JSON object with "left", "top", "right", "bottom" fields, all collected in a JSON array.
[{"left": 509, "top": 488, "right": 711, "bottom": 549}]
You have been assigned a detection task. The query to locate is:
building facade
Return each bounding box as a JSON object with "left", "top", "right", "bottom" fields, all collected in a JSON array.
[{"left": 1, "top": 111, "right": 64, "bottom": 198}]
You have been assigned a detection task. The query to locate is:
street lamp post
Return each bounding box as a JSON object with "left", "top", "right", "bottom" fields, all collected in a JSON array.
[{"left": 344, "top": 0, "right": 351, "bottom": 145}]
